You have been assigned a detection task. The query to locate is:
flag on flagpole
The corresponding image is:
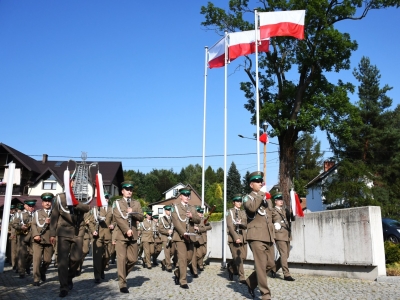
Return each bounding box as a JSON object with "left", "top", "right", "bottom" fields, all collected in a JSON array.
[
  {"left": 208, "top": 37, "right": 226, "bottom": 69},
  {"left": 95, "top": 173, "right": 108, "bottom": 207},
  {"left": 228, "top": 30, "right": 269, "bottom": 61},
  {"left": 259, "top": 10, "right": 305, "bottom": 40},
  {"left": 290, "top": 189, "right": 304, "bottom": 217}
]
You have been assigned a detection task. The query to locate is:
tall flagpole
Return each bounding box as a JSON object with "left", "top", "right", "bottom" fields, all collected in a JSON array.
[
  {"left": 254, "top": 10, "right": 260, "bottom": 172},
  {"left": 222, "top": 30, "right": 228, "bottom": 268},
  {"left": 201, "top": 46, "right": 208, "bottom": 211}
]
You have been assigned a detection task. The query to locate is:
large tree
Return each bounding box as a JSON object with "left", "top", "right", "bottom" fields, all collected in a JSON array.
[
  {"left": 200, "top": 0, "right": 398, "bottom": 206},
  {"left": 227, "top": 161, "right": 242, "bottom": 201}
]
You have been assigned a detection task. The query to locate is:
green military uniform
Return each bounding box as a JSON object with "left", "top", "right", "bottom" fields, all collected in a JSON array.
[
  {"left": 244, "top": 171, "right": 276, "bottom": 300},
  {"left": 138, "top": 213, "right": 154, "bottom": 269},
  {"left": 171, "top": 187, "right": 201, "bottom": 289},
  {"left": 191, "top": 207, "right": 211, "bottom": 276},
  {"left": 158, "top": 205, "right": 174, "bottom": 272},
  {"left": 31, "top": 193, "right": 54, "bottom": 285},
  {"left": 50, "top": 193, "right": 90, "bottom": 297},
  {"left": 226, "top": 195, "right": 248, "bottom": 282},
  {"left": 9, "top": 205, "right": 18, "bottom": 270},
  {"left": 76, "top": 211, "right": 91, "bottom": 276},
  {"left": 152, "top": 215, "right": 163, "bottom": 266}
]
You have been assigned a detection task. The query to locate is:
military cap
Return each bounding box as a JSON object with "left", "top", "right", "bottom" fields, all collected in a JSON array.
[
  {"left": 232, "top": 194, "right": 243, "bottom": 202},
  {"left": 152, "top": 214, "right": 159, "bottom": 219},
  {"left": 273, "top": 194, "right": 283, "bottom": 201},
  {"left": 10, "top": 204, "right": 16, "bottom": 209},
  {"left": 121, "top": 181, "right": 134, "bottom": 189},
  {"left": 248, "top": 171, "right": 264, "bottom": 182},
  {"left": 104, "top": 193, "right": 110, "bottom": 199},
  {"left": 196, "top": 207, "right": 204, "bottom": 213},
  {"left": 146, "top": 211, "right": 153, "bottom": 216},
  {"left": 41, "top": 192, "right": 54, "bottom": 201},
  {"left": 179, "top": 187, "right": 191, "bottom": 196},
  {"left": 17, "top": 203, "right": 24, "bottom": 210},
  {"left": 164, "top": 205, "right": 172, "bottom": 211},
  {"left": 24, "top": 199, "right": 37, "bottom": 207}
]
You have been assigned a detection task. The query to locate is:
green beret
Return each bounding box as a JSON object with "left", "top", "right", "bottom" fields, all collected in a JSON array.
[
  {"left": 41, "top": 192, "right": 54, "bottom": 201},
  {"left": 164, "top": 205, "right": 172, "bottom": 211},
  {"left": 179, "top": 188, "right": 191, "bottom": 196},
  {"left": 24, "top": 200, "right": 37, "bottom": 206},
  {"left": 232, "top": 194, "right": 243, "bottom": 202},
  {"left": 248, "top": 171, "right": 264, "bottom": 182},
  {"left": 121, "top": 181, "right": 134, "bottom": 189},
  {"left": 273, "top": 194, "right": 283, "bottom": 200},
  {"left": 152, "top": 214, "right": 159, "bottom": 219}
]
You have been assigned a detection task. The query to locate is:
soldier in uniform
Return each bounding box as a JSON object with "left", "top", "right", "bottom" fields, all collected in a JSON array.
[
  {"left": 270, "top": 194, "right": 295, "bottom": 281},
  {"left": 8, "top": 204, "right": 18, "bottom": 270},
  {"left": 76, "top": 211, "right": 91, "bottom": 276},
  {"left": 139, "top": 211, "right": 155, "bottom": 269},
  {"left": 12, "top": 199, "right": 36, "bottom": 278},
  {"left": 243, "top": 171, "right": 276, "bottom": 300},
  {"left": 197, "top": 208, "right": 212, "bottom": 270},
  {"left": 192, "top": 207, "right": 211, "bottom": 277},
  {"left": 88, "top": 201, "right": 113, "bottom": 283},
  {"left": 6, "top": 205, "right": 16, "bottom": 266},
  {"left": 50, "top": 193, "right": 91, "bottom": 298},
  {"left": 31, "top": 193, "right": 54, "bottom": 286},
  {"left": 11, "top": 203, "right": 24, "bottom": 272},
  {"left": 226, "top": 194, "right": 247, "bottom": 283},
  {"left": 152, "top": 215, "right": 163, "bottom": 266},
  {"left": 171, "top": 187, "right": 201, "bottom": 289},
  {"left": 112, "top": 181, "right": 144, "bottom": 293},
  {"left": 158, "top": 205, "right": 174, "bottom": 272}
]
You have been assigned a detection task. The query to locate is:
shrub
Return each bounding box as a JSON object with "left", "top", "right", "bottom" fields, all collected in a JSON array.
[
  {"left": 384, "top": 241, "right": 400, "bottom": 265},
  {"left": 206, "top": 212, "right": 223, "bottom": 222}
]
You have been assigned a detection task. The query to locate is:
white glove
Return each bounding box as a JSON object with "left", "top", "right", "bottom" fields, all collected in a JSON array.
[{"left": 274, "top": 222, "right": 281, "bottom": 230}]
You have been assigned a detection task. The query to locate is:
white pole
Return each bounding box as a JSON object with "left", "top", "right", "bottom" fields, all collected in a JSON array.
[
  {"left": 254, "top": 9, "right": 260, "bottom": 171},
  {"left": 201, "top": 46, "right": 208, "bottom": 211},
  {"left": 0, "top": 162, "right": 15, "bottom": 273},
  {"left": 222, "top": 31, "right": 228, "bottom": 268}
]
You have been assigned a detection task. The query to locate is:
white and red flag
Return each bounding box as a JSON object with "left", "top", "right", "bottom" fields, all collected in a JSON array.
[
  {"left": 259, "top": 10, "right": 305, "bottom": 40},
  {"left": 228, "top": 30, "right": 270, "bottom": 61},
  {"left": 95, "top": 172, "right": 108, "bottom": 207},
  {"left": 208, "top": 37, "right": 226, "bottom": 69},
  {"left": 290, "top": 189, "right": 304, "bottom": 217},
  {"left": 64, "top": 169, "right": 79, "bottom": 206}
]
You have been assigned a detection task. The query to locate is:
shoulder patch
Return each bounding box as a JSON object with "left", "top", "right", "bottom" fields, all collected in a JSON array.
[
  {"left": 171, "top": 206, "right": 175, "bottom": 213},
  {"left": 243, "top": 195, "right": 254, "bottom": 203},
  {"left": 225, "top": 210, "right": 230, "bottom": 217}
]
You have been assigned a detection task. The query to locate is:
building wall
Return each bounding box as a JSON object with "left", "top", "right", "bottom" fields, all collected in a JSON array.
[
  {"left": 165, "top": 184, "right": 185, "bottom": 199},
  {"left": 306, "top": 186, "right": 327, "bottom": 212},
  {"left": 28, "top": 180, "right": 63, "bottom": 196}
]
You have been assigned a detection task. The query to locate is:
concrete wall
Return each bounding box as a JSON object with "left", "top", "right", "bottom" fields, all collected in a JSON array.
[{"left": 205, "top": 206, "right": 386, "bottom": 280}]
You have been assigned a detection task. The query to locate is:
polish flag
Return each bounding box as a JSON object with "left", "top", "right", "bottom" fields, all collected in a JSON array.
[
  {"left": 290, "top": 189, "right": 304, "bottom": 217},
  {"left": 228, "top": 30, "right": 270, "bottom": 61},
  {"left": 259, "top": 10, "right": 305, "bottom": 40},
  {"left": 95, "top": 173, "right": 108, "bottom": 207},
  {"left": 64, "top": 169, "right": 79, "bottom": 206},
  {"left": 208, "top": 37, "right": 226, "bottom": 69}
]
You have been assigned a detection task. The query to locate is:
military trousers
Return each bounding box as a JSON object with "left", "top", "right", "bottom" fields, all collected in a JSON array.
[
  {"left": 115, "top": 239, "right": 138, "bottom": 289},
  {"left": 246, "top": 240, "right": 275, "bottom": 300},
  {"left": 174, "top": 240, "right": 193, "bottom": 285},
  {"left": 152, "top": 242, "right": 162, "bottom": 263},
  {"left": 78, "top": 237, "right": 91, "bottom": 273},
  {"left": 191, "top": 242, "right": 206, "bottom": 274},
  {"left": 57, "top": 235, "right": 84, "bottom": 292},
  {"left": 17, "top": 235, "right": 32, "bottom": 276},
  {"left": 228, "top": 242, "right": 247, "bottom": 281},
  {"left": 161, "top": 240, "right": 173, "bottom": 270},
  {"left": 142, "top": 241, "right": 155, "bottom": 268},
  {"left": 273, "top": 240, "right": 291, "bottom": 277},
  {"left": 11, "top": 237, "right": 18, "bottom": 268},
  {"left": 32, "top": 241, "right": 53, "bottom": 283},
  {"left": 92, "top": 238, "right": 111, "bottom": 280}
]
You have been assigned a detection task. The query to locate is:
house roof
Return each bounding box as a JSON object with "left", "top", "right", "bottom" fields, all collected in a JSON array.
[
  {"left": 305, "top": 163, "right": 338, "bottom": 188},
  {"left": 0, "top": 143, "right": 42, "bottom": 173},
  {"left": 162, "top": 182, "right": 184, "bottom": 194}
]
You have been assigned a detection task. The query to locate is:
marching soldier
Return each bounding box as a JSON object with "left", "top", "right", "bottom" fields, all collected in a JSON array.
[
  {"left": 243, "top": 171, "right": 276, "bottom": 300},
  {"left": 271, "top": 193, "right": 295, "bottom": 281},
  {"left": 139, "top": 211, "right": 155, "bottom": 269},
  {"left": 76, "top": 211, "right": 91, "bottom": 276},
  {"left": 171, "top": 187, "right": 201, "bottom": 289},
  {"left": 31, "top": 193, "right": 54, "bottom": 286},
  {"left": 158, "top": 205, "right": 174, "bottom": 272},
  {"left": 152, "top": 215, "right": 163, "bottom": 266},
  {"left": 191, "top": 207, "right": 211, "bottom": 276},
  {"left": 6, "top": 205, "right": 16, "bottom": 266},
  {"left": 12, "top": 199, "right": 36, "bottom": 278},
  {"left": 8, "top": 204, "right": 18, "bottom": 270},
  {"left": 113, "top": 181, "right": 144, "bottom": 293},
  {"left": 88, "top": 201, "right": 113, "bottom": 283},
  {"left": 197, "top": 208, "right": 212, "bottom": 270},
  {"left": 50, "top": 193, "right": 91, "bottom": 298},
  {"left": 226, "top": 194, "right": 247, "bottom": 283}
]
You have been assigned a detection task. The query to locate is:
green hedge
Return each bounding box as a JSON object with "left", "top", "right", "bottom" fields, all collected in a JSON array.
[
  {"left": 384, "top": 241, "right": 400, "bottom": 265},
  {"left": 206, "top": 212, "right": 223, "bottom": 222}
]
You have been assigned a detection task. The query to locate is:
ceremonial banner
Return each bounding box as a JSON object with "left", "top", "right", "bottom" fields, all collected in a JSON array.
[
  {"left": 208, "top": 37, "right": 226, "bottom": 68},
  {"left": 95, "top": 173, "right": 108, "bottom": 207},
  {"left": 228, "top": 30, "right": 269, "bottom": 61}
]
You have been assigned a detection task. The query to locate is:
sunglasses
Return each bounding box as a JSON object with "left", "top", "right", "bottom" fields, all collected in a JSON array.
[
  {"left": 181, "top": 193, "right": 191, "bottom": 197},
  {"left": 124, "top": 187, "right": 133, "bottom": 191},
  {"left": 252, "top": 179, "right": 263, "bottom": 183}
]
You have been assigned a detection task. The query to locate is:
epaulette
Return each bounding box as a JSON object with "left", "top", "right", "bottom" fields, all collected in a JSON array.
[{"left": 243, "top": 194, "right": 254, "bottom": 203}]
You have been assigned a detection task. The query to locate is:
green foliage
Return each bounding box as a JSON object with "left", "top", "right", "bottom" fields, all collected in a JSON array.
[
  {"left": 242, "top": 170, "right": 252, "bottom": 195},
  {"left": 227, "top": 162, "right": 242, "bottom": 201},
  {"left": 207, "top": 212, "right": 224, "bottom": 222},
  {"left": 384, "top": 241, "right": 400, "bottom": 265}
]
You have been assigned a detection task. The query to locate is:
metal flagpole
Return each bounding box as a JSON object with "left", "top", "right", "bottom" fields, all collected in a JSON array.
[
  {"left": 0, "top": 162, "right": 15, "bottom": 273},
  {"left": 254, "top": 9, "right": 260, "bottom": 171},
  {"left": 222, "top": 30, "right": 228, "bottom": 268},
  {"left": 201, "top": 46, "right": 208, "bottom": 211}
]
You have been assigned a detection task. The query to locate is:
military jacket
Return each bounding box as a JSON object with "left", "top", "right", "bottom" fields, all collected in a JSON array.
[
  {"left": 113, "top": 197, "right": 144, "bottom": 241},
  {"left": 158, "top": 215, "right": 173, "bottom": 243},
  {"left": 88, "top": 206, "right": 112, "bottom": 240},
  {"left": 196, "top": 220, "right": 212, "bottom": 245},
  {"left": 171, "top": 202, "right": 201, "bottom": 243},
  {"left": 272, "top": 206, "right": 292, "bottom": 242},
  {"left": 139, "top": 218, "right": 155, "bottom": 243},
  {"left": 243, "top": 190, "right": 275, "bottom": 243},
  {"left": 31, "top": 209, "right": 52, "bottom": 244},
  {"left": 9, "top": 213, "right": 17, "bottom": 239},
  {"left": 226, "top": 208, "right": 247, "bottom": 244},
  {"left": 49, "top": 193, "right": 91, "bottom": 238},
  {"left": 11, "top": 210, "right": 33, "bottom": 237},
  {"left": 153, "top": 221, "right": 162, "bottom": 243}
]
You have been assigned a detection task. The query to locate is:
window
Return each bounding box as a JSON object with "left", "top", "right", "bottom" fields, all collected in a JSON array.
[
  {"left": 43, "top": 182, "right": 57, "bottom": 190},
  {"left": 173, "top": 189, "right": 178, "bottom": 197},
  {"left": 158, "top": 208, "right": 163, "bottom": 214}
]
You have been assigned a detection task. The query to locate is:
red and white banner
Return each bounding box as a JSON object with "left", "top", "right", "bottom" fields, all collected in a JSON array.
[
  {"left": 290, "top": 189, "right": 304, "bottom": 217},
  {"left": 228, "top": 30, "right": 269, "bottom": 61},
  {"left": 95, "top": 173, "right": 108, "bottom": 207},
  {"left": 208, "top": 37, "right": 226, "bottom": 69},
  {"left": 64, "top": 170, "right": 79, "bottom": 206},
  {"left": 259, "top": 10, "right": 305, "bottom": 40}
]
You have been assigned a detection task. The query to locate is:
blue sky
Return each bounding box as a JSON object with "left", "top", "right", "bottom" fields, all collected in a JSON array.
[{"left": 1, "top": 1, "right": 399, "bottom": 190}]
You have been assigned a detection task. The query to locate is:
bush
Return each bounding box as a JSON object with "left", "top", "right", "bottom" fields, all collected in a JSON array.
[
  {"left": 384, "top": 241, "right": 400, "bottom": 265},
  {"left": 206, "top": 212, "right": 223, "bottom": 222}
]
